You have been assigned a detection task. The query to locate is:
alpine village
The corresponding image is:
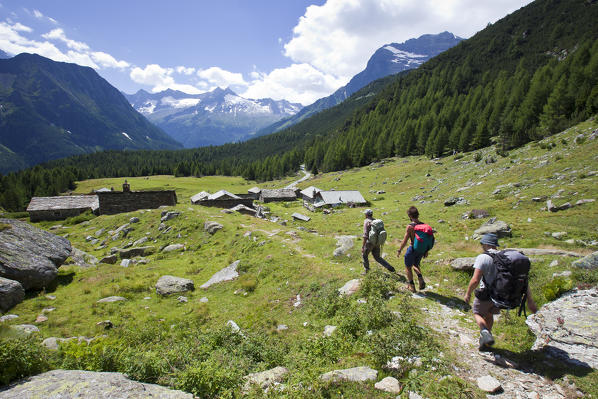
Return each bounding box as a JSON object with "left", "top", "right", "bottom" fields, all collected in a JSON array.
[{"left": 1, "top": 1, "right": 598, "bottom": 398}]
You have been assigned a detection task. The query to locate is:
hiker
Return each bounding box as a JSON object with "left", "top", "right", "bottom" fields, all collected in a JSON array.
[
  {"left": 362, "top": 209, "right": 396, "bottom": 275},
  {"left": 463, "top": 233, "right": 538, "bottom": 351},
  {"left": 396, "top": 206, "right": 432, "bottom": 292}
]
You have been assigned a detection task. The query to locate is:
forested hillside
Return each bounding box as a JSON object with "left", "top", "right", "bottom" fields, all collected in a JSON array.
[{"left": 1, "top": 0, "right": 597, "bottom": 211}]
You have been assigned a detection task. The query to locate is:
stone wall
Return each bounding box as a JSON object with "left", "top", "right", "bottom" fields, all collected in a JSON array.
[
  {"left": 195, "top": 198, "right": 254, "bottom": 209},
  {"left": 97, "top": 191, "right": 177, "bottom": 215},
  {"left": 29, "top": 208, "right": 90, "bottom": 222}
]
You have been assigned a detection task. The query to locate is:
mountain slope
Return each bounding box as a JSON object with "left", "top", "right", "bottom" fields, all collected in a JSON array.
[
  {"left": 257, "top": 31, "right": 463, "bottom": 136},
  {"left": 0, "top": 53, "right": 182, "bottom": 173},
  {"left": 125, "top": 87, "right": 302, "bottom": 148}
]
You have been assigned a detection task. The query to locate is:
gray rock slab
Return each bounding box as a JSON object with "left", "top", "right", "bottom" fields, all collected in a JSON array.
[
  {"left": 0, "top": 369, "right": 193, "bottom": 398},
  {"left": 338, "top": 279, "right": 361, "bottom": 296},
  {"left": 0, "top": 218, "right": 72, "bottom": 290},
  {"left": 162, "top": 244, "right": 185, "bottom": 253},
  {"left": 477, "top": 375, "right": 502, "bottom": 393},
  {"left": 200, "top": 261, "right": 240, "bottom": 289},
  {"left": 132, "top": 236, "right": 149, "bottom": 246},
  {"left": 320, "top": 366, "right": 377, "bottom": 383},
  {"left": 375, "top": 376, "right": 402, "bottom": 393},
  {"left": 333, "top": 235, "right": 355, "bottom": 257},
  {"left": 450, "top": 257, "right": 476, "bottom": 271},
  {"left": 505, "top": 248, "right": 582, "bottom": 257},
  {"left": 323, "top": 325, "right": 337, "bottom": 337},
  {"left": 0, "top": 277, "right": 25, "bottom": 312},
  {"left": 472, "top": 219, "right": 511, "bottom": 240},
  {"left": 97, "top": 296, "right": 126, "bottom": 303},
  {"left": 129, "top": 217, "right": 140, "bottom": 223},
  {"left": 526, "top": 288, "right": 598, "bottom": 369},
  {"left": 244, "top": 366, "right": 289, "bottom": 391},
  {"left": 0, "top": 314, "right": 19, "bottom": 322},
  {"left": 10, "top": 324, "right": 39, "bottom": 335},
  {"left": 156, "top": 275, "right": 194, "bottom": 296},
  {"left": 119, "top": 246, "right": 155, "bottom": 259},
  {"left": 161, "top": 211, "right": 180, "bottom": 222},
  {"left": 571, "top": 252, "right": 598, "bottom": 270},
  {"left": 204, "top": 221, "right": 223, "bottom": 234},
  {"left": 99, "top": 255, "right": 118, "bottom": 264},
  {"left": 291, "top": 213, "right": 310, "bottom": 222}
]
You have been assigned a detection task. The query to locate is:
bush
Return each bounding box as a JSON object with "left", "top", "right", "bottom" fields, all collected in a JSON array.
[
  {"left": 473, "top": 153, "right": 482, "bottom": 162},
  {"left": 175, "top": 357, "right": 241, "bottom": 398},
  {"left": 0, "top": 337, "right": 52, "bottom": 385},
  {"left": 359, "top": 270, "right": 396, "bottom": 299},
  {"left": 59, "top": 338, "right": 120, "bottom": 372},
  {"left": 64, "top": 210, "right": 97, "bottom": 225},
  {"left": 238, "top": 275, "right": 258, "bottom": 292},
  {"left": 338, "top": 297, "right": 393, "bottom": 338},
  {"left": 542, "top": 277, "right": 574, "bottom": 301}
]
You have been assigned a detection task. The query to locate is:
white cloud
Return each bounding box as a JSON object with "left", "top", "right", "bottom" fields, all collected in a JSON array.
[
  {"left": 33, "top": 9, "right": 43, "bottom": 19},
  {"left": 42, "top": 28, "right": 89, "bottom": 51},
  {"left": 91, "top": 51, "right": 130, "bottom": 69},
  {"left": 0, "top": 21, "right": 67, "bottom": 60},
  {"left": 11, "top": 22, "right": 32, "bottom": 33},
  {"left": 197, "top": 66, "right": 246, "bottom": 88},
  {"left": 284, "top": 0, "right": 533, "bottom": 79},
  {"left": 175, "top": 66, "right": 195, "bottom": 75},
  {"left": 130, "top": 64, "right": 202, "bottom": 94},
  {"left": 242, "top": 63, "right": 346, "bottom": 105}
]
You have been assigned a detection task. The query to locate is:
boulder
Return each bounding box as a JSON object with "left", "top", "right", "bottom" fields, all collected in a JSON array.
[
  {"left": 320, "top": 366, "right": 378, "bottom": 383},
  {"left": 11, "top": 324, "right": 39, "bottom": 335},
  {"left": 0, "top": 314, "right": 19, "bottom": 322},
  {"left": 70, "top": 247, "right": 99, "bottom": 268},
  {"left": 450, "top": 257, "right": 476, "bottom": 271},
  {"left": 200, "top": 260, "right": 240, "bottom": 289},
  {"left": 375, "top": 376, "right": 402, "bottom": 394},
  {"left": 161, "top": 211, "right": 180, "bottom": 222},
  {"left": 0, "top": 218, "right": 72, "bottom": 290},
  {"left": 119, "top": 246, "right": 155, "bottom": 259},
  {"left": 526, "top": 288, "right": 598, "bottom": 369},
  {"left": 129, "top": 217, "right": 140, "bottom": 223},
  {"left": 338, "top": 279, "right": 361, "bottom": 296},
  {"left": 204, "top": 221, "right": 223, "bottom": 234},
  {"left": 476, "top": 375, "right": 502, "bottom": 393},
  {"left": 162, "top": 244, "right": 185, "bottom": 253},
  {"left": 571, "top": 252, "right": 598, "bottom": 270},
  {"left": 333, "top": 235, "right": 355, "bottom": 257},
  {"left": 323, "top": 325, "right": 337, "bottom": 337},
  {"left": 0, "top": 277, "right": 25, "bottom": 312},
  {"left": 444, "top": 197, "right": 467, "bottom": 206},
  {"left": 156, "top": 275, "right": 194, "bottom": 296},
  {"left": 472, "top": 218, "right": 511, "bottom": 240},
  {"left": 132, "top": 236, "right": 149, "bottom": 246},
  {"left": 467, "top": 209, "right": 490, "bottom": 219},
  {"left": 99, "top": 255, "right": 118, "bottom": 264},
  {"left": 97, "top": 296, "right": 126, "bottom": 303},
  {"left": 244, "top": 367, "right": 289, "bottom": 392},
  {"left": 0, "top": 370, "right": 193, "bottom": 398}
]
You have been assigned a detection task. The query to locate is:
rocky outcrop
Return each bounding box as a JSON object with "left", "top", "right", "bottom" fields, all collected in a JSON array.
[
  {"left": 156, "top": 275, "right": 194, "bottom": 295},
  {"left": 375, "top": 376, "right": 402, "bottom": 393},
  {"left": 338, "top": 279, "right": 361, "bottom": 296},
  {"left": 243, "top": 366, "right": 288, "bottom": 392},
  {"left": 450, "top": 257, "right": 476, "bottom": 271},
  {"left": 526, "top": 288, "right": 598, "bottom": 369},
  {"left": 0, "top": 218, "right": 72, "bottom": 290},
  {"left": 320, "top": 366, "right": 377, "bottom": 383},
  {"left": 119, "top": 246, "right": 155, "bottom": 259},
  {"left": 200, "top": 261, "right": 240, "bottom": 289},
  {"left": 162, "top": 244, "right": 185, "bottom": 253},
  {"left": 0, "top": 277, "right": 25, "bottom": 312},
  {"left": 472, "top": 218, "right": 511, "bottom": 240},
  {"left": 571, "top": 251, "right": 598, "bottom": 270},
  {"left": 97, "top": 296, "right": 126, "bottom": 303},
  {"left": 204, "top": 221, "right": 223, "bottom": 234},
  {"left": 333, "top": 235, "right": 355, "bottom": 257},
  {"left": 0, "top": 369, "right": 193, "bottom": 398},
  {"left": 70, "top": 247, "right": 99, "bottom": 268}
]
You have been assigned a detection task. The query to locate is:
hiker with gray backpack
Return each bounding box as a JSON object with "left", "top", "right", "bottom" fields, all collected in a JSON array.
[
  {"left": 397, "top": 206, "right": 434, "bottom": 293},
  {"left": 463, "top": 233, "right": 538, "bottom": 351},
  {"left": 361, "top": 209, "right": 396, "bottom": 275}
]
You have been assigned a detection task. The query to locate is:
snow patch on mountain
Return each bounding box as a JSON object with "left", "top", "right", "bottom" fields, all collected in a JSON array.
[
  {"left": 383, "top": 46, "right": 427, "bottom": 66},
  {"left": 122, "top": 132, "right": 133, "bottom": 141},
  {"left": 161, "top": 96, "right": 201, "bottom": 109},
  {"left": 138, "top": 101, "right": 156, "bottom": 114}
]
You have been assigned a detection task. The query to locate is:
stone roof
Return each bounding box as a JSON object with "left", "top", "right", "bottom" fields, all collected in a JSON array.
[
  {"left": 248, "top": 187, "right": 261, "bottom": 194},
  {"left": 208, "top": 190, "right": 240, "bottom": 200},
  {"left": 27, "top": 195, "right": 99, "bottom": 212},
  {"left": 190, "top": 191, "right": 211, "bottom": 203},
  {"left": 300, "top": 186, "right": 321, "bottom": 199},
  {"left": 260, "top": 189, "right": 297, "bottom": 199},
  {"left": 314, "top": 191, "right": 366, "bottom": 207}
]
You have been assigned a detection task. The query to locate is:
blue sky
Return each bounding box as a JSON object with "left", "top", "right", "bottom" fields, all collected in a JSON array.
[{"left": 0, "top": 0, "right": 533, "bottom": 105}]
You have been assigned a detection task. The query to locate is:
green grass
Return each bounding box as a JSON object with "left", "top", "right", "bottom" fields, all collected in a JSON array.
[{"left": 2, "top": 117, "right": 598, "bottom": 397}]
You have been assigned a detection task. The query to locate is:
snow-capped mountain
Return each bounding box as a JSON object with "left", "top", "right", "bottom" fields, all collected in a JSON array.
[
  {"left": 259, "top": 31, "right": 463, "bottom": 136},
  {"left": 125, "top": 88, "right": 302, "bottom": 148}
]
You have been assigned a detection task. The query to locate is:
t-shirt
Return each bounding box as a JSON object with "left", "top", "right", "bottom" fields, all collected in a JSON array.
[
  {"left": 363, "top": 219, "right": 372, "bottom": 239},
  {"left": 473, "top": 249, "right": 499, "bottom": 289}
]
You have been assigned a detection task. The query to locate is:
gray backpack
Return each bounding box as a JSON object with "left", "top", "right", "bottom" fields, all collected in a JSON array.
[{"left": 368, "top": 219, "right": 387, "bottom": 247}]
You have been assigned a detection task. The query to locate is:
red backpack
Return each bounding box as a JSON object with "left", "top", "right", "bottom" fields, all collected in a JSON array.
[{"left": 413, "top": 223, "right": 435, "bottom": 254}]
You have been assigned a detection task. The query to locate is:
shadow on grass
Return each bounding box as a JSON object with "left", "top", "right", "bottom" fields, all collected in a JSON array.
[
  {"left": 484, "top": 346, "right": 593, "bottom": 379},
  {"left": 45, "top": 271, "right": 76, "bottom": 293},
  {"left": 421, "top": 291, "right": 470, "bottom": 311}
]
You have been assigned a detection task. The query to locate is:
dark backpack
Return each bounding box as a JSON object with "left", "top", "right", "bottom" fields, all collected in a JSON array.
[{"left": 484, "top": 250, "right": 530, "bottom": 316}]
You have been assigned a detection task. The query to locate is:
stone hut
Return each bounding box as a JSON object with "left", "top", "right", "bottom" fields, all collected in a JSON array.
[
  {"left": 96, "top": 181, "right": 177, "bottom": 215},
  {"left": 27, "top": 195, "right": 100, "bottom": 222},
  {"left": 247, "top": 187, "right": 261, "bottom": 200},
  {"left": 300, "top": 186, "right": 322, "bottom": 204},
  {"left": 259, "top": 189, "right": 298, "bottom": 203},
  {"left": 191, "top": 190, "right": 253, "bottom": 208},
  {"left": 313, "top": 190, "right": 366, "bottom": 208}
]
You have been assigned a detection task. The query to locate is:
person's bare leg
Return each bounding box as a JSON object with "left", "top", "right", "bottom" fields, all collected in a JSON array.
[{"left": 405, "top": 267, "right": 415, "bottom": 292}]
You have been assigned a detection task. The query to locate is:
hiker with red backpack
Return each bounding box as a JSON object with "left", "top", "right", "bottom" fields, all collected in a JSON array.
[
  {"left": 397, "top": 206, "right": 434, "bottom": 293},
  {"left": 463, "top": 233, "right": 538, "bottom": 351},
  {"left": 361, "top": 209, "right": 396, "bottom": 275}
]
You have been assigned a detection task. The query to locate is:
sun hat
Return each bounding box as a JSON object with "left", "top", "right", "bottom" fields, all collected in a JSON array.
[{"left": 480, "top": 233, "right": 500, "bottom": 247}]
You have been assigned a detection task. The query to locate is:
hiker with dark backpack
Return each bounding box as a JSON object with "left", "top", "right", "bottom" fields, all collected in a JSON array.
[
  {"left": 397, "top": 206, "right": 434, "bottom": 292},
  {"left": 361, "top": 209, "right": 396, "bottom": 275},
  {"left": 463, "top": 233, "right": 538, "bottom": 351}
]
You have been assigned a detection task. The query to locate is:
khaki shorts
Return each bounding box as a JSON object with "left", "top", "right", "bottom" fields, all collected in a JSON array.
[{"left": 473, "top": 298, "right": 501, "bottom": 317}]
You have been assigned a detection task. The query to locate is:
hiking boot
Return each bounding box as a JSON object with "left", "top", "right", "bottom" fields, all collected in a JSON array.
[
  {"left": 360, "top": 270, "right": 369, "bottom": 276},
  {"left": 479, "top": 329, "right": 495, "bottom": 351},
  {"left": 417, "top": 274, "right": 426, "bottom": 290},
  {"left": 407, "top": 281, "right": 416, "bottom": 293}
]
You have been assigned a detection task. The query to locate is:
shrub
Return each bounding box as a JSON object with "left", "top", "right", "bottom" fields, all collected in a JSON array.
[
  {"left": 359, "top": 270, "right": 396, "bottom": 299},
  {"left": 175, "top": 357, "right": 241, "bottom": 398},
  {"left": 59, "top": 338, "right": 120, "bottom": 371},
  {"left": 309, "top": 284, "right": 350, "bottom": 318},
  {"left": 238, "top": 275, "right": 258, "bottom": 292},
  {"left": 338, "top": 297, "right": 393, "bottom": 338},
  {"left": 0, "top": 337, "right": 52, "bottom": 385},
  {"left": 64, "top": 210, "right": 97, "bottom": 225},
  {"left": 120, "top": 349, "right": 169, "bottom": 383},
  {"left": 542, "top": 277, "right": 574, "bottom": 301},
  {"left": 473, "top": 153, "right": 482, "bottom": 162}
]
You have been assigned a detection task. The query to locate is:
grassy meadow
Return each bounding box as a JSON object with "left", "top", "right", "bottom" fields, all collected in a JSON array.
[{"left": 1, "top": 118, "right": 598, "bottom": 397}]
